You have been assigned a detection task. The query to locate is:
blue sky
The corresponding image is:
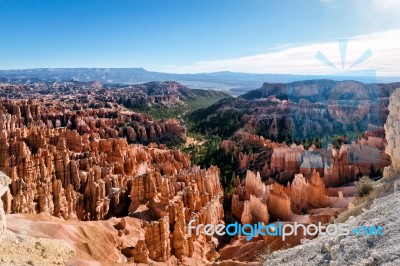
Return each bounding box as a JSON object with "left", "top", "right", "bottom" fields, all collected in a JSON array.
[{"left": 0, "top": 0, "right": 399, "bottom": 74}]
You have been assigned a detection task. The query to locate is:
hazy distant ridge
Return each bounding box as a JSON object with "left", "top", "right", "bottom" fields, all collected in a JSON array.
[{"left": 1, "top": 68, "right": 398, "bottom": 96}]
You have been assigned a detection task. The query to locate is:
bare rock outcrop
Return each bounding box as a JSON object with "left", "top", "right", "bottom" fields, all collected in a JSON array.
[
  {"left": 289, "top": 171, "right": 329, "bottom": 214},
  {"left": 0, "top": 172, "right": 11, "bottom": 232},
  {"left": 241, "top": 194, "right": 269, "bottom": 224},
  {"left": 384, "top": 88, "right": 400, "bottom": 178},
  {"left": 0, "top": 229, "right": 75, "bottom": 265},
  {"left": 145, "top": 216, "right": 171, "bottom": 262},
  {"left": 232, "top": 169, "right": 350, "bottom": 223}
]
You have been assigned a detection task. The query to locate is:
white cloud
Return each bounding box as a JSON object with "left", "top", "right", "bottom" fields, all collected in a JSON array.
[
  {"left": 161, "top": 28, "right": 400, "bottom": 76},
  {"left": 371, "top": 0, "right": 400, "bottom": 12},
  {"left": 321, "top": 0, "right": 400, "bottom": 11}
]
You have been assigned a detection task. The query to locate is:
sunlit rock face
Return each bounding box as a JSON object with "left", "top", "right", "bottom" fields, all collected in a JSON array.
[
  {"left": 0, "top": 99, "right": 186, "bottom": 146},
  {"left": 270, "top": 145, "right": 304, "bottom": 183},
  {"left": 0, "top": 98, "right": 225, "bottom": 264},
  {"left": 231, "top": 169, "right": 343, "bottom": 223},
  {"left": 385, "top": 88, "right": 400, "bottom": 177},
  {"left": 222, "top": 131, "right": 388, "bottom": 192},
  {"left": 227, "top": 127, "right": 389, "bottom": 227},
  {"left": 0, "top": 172, "right": 11, "bottom": 233}
]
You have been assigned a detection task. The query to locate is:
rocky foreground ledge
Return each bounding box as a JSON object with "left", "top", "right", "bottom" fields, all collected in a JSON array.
[
  {"left": 262, "top": 178, "right": 400, "bottom": 266},
  {"left": 0, "top": 231, "right": 74, "bottom": 266},
  {"left": 1, "top": 171, "right": 75, "bottom": 265}
]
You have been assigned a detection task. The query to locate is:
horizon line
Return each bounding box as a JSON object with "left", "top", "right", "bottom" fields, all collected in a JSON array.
[{"left": 0, "top": 67, "right": 399, "bottom": 78}]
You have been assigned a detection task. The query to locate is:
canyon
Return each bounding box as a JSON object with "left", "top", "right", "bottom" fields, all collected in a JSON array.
[
  {"left": 0, "top": 95, "right": 224, "bottom": 264},
  {"left": 0, "top": 80, "right": 397, "bottom": 265}
]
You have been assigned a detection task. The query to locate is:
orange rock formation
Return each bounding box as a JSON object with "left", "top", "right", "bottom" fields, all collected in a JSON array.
[{"left": 0, "top": 99, "right": 224, "bottom": 264}]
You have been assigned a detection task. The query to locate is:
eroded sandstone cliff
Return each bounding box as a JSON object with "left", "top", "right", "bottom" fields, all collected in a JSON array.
[
  {"left": 0, "top": 98, "right": 224, "bottom": 264},
  {"left": 223, "top": 132, "right": 389, "bottom": 188}
]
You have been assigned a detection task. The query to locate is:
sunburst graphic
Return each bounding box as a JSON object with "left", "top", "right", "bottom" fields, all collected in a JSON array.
[
  {"left": 315, "top": 39, "right": 373, "bottom": 71},
  {"left": 288, "top": 38, "right": 382, "bottom": 165}
]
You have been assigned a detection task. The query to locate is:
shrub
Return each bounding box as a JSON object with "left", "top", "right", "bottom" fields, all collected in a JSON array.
[{"left": 356, "top": 176, "right": 375, "bottom": 197}]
